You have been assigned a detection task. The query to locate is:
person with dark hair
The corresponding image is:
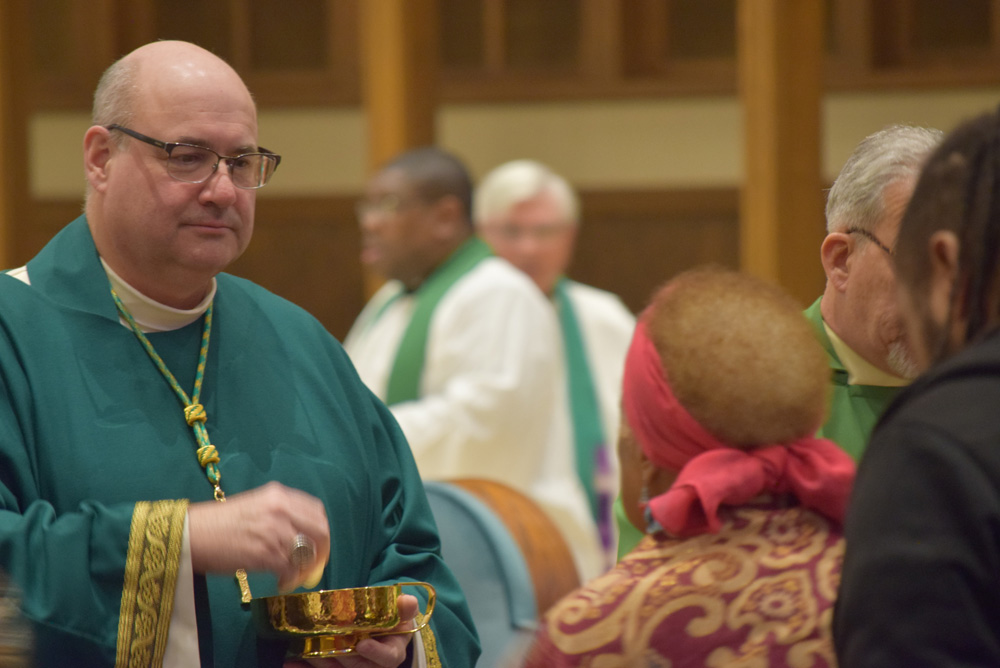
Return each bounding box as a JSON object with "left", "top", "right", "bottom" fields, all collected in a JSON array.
[
  {"left": 0, "top": 41, "right": 478, "bottom": 668},
  {"left": 835, "top": 109, "right": 1000, "bottom": 666},
  {"left": 523, "top": 267, "right": 854, "bottom": 667},
  {"left": 345, "top": 147, "right": 604, "bottom": 582}
]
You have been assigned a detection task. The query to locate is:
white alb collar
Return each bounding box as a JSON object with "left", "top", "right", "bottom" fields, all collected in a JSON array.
[{"left": 101, "top": 258, "right": 216, "bottom": 333}]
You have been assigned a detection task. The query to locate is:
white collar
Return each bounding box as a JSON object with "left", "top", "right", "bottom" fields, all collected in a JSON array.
[
  {"left": 102, "top": 258, "right": 216, "bottom": 333},
  {"left": 823, "top": 321, "right": 908, "bottom": 387}
]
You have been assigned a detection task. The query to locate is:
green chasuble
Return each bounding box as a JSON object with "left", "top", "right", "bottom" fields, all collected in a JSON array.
[
  {"left": 0, "top": 216, "right": 479, "bottom": 668},
  {"left": 612, "top": 297, "right": 902, "bottom": 560},
  {"left": 386, "top": 237, "right": 492, "bottom": 405}
]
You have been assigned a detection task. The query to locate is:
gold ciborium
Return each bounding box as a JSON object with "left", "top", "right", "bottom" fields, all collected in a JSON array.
[{"left": 251, "top": 582, "right": 435, "bottom": 659}]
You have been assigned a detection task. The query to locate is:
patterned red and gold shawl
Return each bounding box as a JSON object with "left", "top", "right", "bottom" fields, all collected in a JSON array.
[{"left": 524, "top": 499, "right": 842, "bottom": 668}]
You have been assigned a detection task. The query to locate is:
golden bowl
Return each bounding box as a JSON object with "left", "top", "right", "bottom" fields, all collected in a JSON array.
[{"left": 251, "top": 581, "right": 435, "bottom": 658}]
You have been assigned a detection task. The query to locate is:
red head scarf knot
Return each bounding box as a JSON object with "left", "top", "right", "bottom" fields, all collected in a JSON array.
[{"left": 622, "top": 320, "right": 855, "bottom": 538}]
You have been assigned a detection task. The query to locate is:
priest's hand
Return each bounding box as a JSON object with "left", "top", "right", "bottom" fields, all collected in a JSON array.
[
  {"left": 283, "top": 594, "right": 420, "bottom": 668},
  {"left": 187, "top": 481, "right": 331, "bottom": 591}
]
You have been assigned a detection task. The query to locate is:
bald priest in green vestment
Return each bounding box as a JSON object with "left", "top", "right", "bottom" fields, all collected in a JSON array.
[
  {"left": 613, "top": 124, "right": 943, "bottom": 558},
  {"left": 0, "top": 41, "right": 478, "bottom": 668}
]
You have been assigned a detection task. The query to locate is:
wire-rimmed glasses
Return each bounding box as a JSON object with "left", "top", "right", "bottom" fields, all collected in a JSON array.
[
  {"left": 106, "top": 124, "right": 281, "bottom": 190},
  {"left": 846, "top": 227, "right": 894, "bottom": 257}
]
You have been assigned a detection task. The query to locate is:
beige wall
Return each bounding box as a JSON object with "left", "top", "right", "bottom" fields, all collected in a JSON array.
[{"left": 30, "top": 87, "right": 1000, "bottom": 200}]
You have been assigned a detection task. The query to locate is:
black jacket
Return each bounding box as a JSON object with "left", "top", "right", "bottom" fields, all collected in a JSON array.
[{"left": 835, "top": 329, "right": 1000, "bottom": 666}]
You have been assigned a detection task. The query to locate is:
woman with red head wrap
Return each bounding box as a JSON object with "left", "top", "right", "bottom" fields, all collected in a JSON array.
[{"left": 523, "top": 267, "right": 855, "bottom": 667}]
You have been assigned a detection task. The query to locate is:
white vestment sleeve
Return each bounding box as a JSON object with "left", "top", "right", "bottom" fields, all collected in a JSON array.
[
  {"left": 163, "top": 514, "right": 200, "bottom": 668},
  {"left": 389, "top": 261, "right": 603, "bottom": 580},
  {"left": 411, "top": 628, "right": 428, "bottom": 667},
  {"left": 345, "top": 260, "right": 604, "bottom": 580}
]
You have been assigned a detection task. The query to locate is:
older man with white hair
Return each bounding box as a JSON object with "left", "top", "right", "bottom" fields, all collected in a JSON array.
[
  {"left": 475, "top": 160, "right": 635, "bottom": 565},
  {"left": 810, "top": 124, "right": 943, "bottom": 457}
]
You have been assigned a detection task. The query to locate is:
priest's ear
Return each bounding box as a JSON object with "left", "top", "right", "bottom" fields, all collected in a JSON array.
[
  {"left": 83, "top": 126, "right": 115, "bottom": 193},
  {"left": 820, "top": 231, "right": 855, "bottom": 292}
]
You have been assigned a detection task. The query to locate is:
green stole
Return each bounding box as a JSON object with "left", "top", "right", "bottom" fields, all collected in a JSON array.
[
  {"left": 555, "top": 278, "right": 610, "bottom": 542},
  {"left": 385, "top": 237, "right": 492, "bottom": 405}
]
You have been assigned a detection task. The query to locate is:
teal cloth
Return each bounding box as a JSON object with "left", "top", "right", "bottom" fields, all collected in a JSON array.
[
  {"left": 386, "top": 237, "right": 492, "bottom": 405},
  {"left": 613, "top": 298, "right": 902, "bottom": 560},
  {"left": 554, "top": 278, "right": 607, "bottom": 523},
  {"left": 0, "top": 216, "right": 480, "bottom": 668}
]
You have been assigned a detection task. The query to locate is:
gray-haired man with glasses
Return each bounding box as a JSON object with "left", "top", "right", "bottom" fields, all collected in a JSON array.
[
  {"left": 614, "top": 124, "right": 945, "bottom": 558},
  {"left": 808, "top": 124, "right": 943, "bottom": 460},
  {"left": 0, "top": 40, "right": 477, "bottom": 668}
]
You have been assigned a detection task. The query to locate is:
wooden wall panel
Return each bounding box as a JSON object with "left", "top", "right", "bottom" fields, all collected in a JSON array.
[
  {"left": 17, "top": 189, "right": 740, "bottom": 341},
  {"left": 14, "top": 202, "right": 80, "bottom": 268},
  {"left": 575, "top": 188, "right": 740, "bottom": 313},
  {"left": 12, "top": 198, "right": 365, "bottom": 342},
  {"left": 229, "top": 196, "right": 364, "bottom": 342},
  {"left": 241, "top": 188, "right": 741, "bottom": 335}
]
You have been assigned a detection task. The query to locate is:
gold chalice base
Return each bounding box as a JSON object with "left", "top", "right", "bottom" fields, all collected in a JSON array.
[
  {"left": 251, "top": 582, "right": 435, "bottom": 658},
  {"left": 294, "top": 633, "right": 368, "bottom": 658}
]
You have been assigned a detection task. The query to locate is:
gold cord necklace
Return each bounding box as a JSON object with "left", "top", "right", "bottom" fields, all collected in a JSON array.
[{"left": 112, "top": 289, "right": 252, "bottom": 603}]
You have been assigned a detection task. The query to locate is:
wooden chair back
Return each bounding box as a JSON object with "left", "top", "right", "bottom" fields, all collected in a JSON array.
[{"left": 448, "top": 478, "right": 581, "bottom": 615}]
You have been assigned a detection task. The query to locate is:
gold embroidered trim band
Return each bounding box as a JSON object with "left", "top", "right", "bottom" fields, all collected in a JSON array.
[
  {"left": 112, "top": 290, "right": 252, "bottom": 602},
  {"left": 415, "top": 612, "right": 442, "bottom": 668},
  {"left": 116, "top": 499, "right": 188, "bottom": 668}
]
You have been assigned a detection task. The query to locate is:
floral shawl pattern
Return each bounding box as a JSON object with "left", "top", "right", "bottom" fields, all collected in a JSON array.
[{"left": 524, "top": 500, "right": 842, "bottom": 667}]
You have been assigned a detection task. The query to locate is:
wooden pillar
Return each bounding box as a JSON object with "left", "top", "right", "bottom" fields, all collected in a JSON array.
[
  {"left": 358, "top": 0, "right": 440, "bottom": 297},
  {"left": 359, "top": 0, "right": 439, "bottom": 173},
  {"left": 737, "top": 0, "right": 825, "bottom": 305},
  {"left": 0, "top": 0, "right": 13, "bottom": 269}
]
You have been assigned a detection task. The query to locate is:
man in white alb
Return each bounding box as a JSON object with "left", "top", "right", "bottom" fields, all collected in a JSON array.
[
  {"left": 475, "top": 159, "right": 635, "bottom": 565},
  {"left": 344, "top": 147, "right": 604, "bottom": 582}
]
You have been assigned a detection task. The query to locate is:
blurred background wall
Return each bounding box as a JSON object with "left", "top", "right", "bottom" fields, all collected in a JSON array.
[{"left": 3, "top": 0, "right": 999, "bottom": 339}]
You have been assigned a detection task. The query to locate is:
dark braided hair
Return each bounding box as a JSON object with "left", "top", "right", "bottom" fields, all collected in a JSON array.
[{"left": 896, "top": 108, "right": 1000, "bottom": 361}]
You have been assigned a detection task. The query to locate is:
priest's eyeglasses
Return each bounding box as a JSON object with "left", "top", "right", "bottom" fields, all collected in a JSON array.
[
  {"left": 846, "top": 227, "right": 894, "bottom": 257},
  {"left": 106, "top": 124, "right": 281, "bottom": 190}
]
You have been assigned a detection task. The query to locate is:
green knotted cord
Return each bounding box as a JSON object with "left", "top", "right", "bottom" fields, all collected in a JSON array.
[
  {"left": 112, "top": 289, "right": 254, "bottom": 603},
  {"left": 111, "top": 289, "right": 223, "bottom": 498}
]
